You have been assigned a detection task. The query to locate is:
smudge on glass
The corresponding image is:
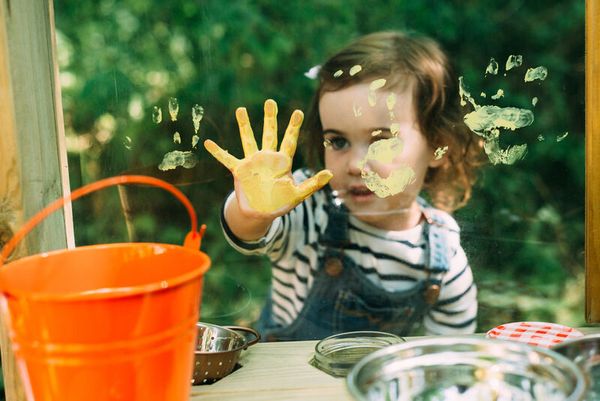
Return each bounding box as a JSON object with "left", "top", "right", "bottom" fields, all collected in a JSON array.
[
  {"left": 532, "top": 97, "right": 539, "bottom": 106},
  {"left": 158, "top": 150, "right": 198, "bottom": 171},
  {"left": 357, "top": 137, "right": 416, "bottom": 198},
  {"left": 168, "top": 97, "right": 179, "bottom": 121},
  {"left": 361, "top": 168, "right": 415, "bottom": 198},
  {"left": 461, "top": 73, "right": 533, "bottom": 165},
  {"left": 386, "top": 93, "right": 397, "bottom": 111},
  {"left": 480, "top": 92, "right": 487, "bottom": 98},
  {"left": 458, "top": 77, "right": 477, "bottom": 108},
  {"left": 334, "top": 69, "right": 343, "bottom": 78},
  {"left": 371, "top": 129, "right": 382, "bottom": 137},
  {"left": 353, "top": 103, "right": 362, "bottom": 117},
  {"left": 367, "top": 79, "right": 386, "bottom": 106},
  {"left": 461, "top": 71, "right": 535, "bottom": 164},
  {"left": 556, "top": 132, "right": 569, "bottom": 142},
  {"left": 152, "top": 106, "right": 162, "bottom": 124},
  {"left": 485, "top": 58, "right": 499, "bottom": 75},
  {"left": 390, "top": 123, "right": 401, "bottom": 136},
  {"left": 484, "top": 139, "right": 527, "bottom": 165},
  {"left": 524, "top": 66, "right": 548, "bottom": 82},
  {"left": 349, "top": 65, "right": 362, "bottom": 76},
  {"left": 368, "top": 91, "right": 377, "bottom": 107},
  {"left": 192, "top": 135, "right": 200, "bottom": 148},
  {"left": 369, "top": 79, "right": 386, "bottom": 91},
  {"left": 434, "top": 146, "right": 448, "bottom": 160},
  {"left": 505, "top": 55, "right": 523, "bottom": 71},
  {"left": 173, "top": 131, "right": 181, "bottom": 144},
  {"left": 192, "top": 104, "right": 204, "bottom": 134},
  {"left": 491, "top": 89, "right": 505, "bottom": 100},
  {"left": 537, "top": 134, "right": 545, "bottom": 141},
  {"left": 464, "top": 105, "right": 534, "bottom": 134},
  {"left": 124, "top": 136, "right": 132, "bottom": 150}
]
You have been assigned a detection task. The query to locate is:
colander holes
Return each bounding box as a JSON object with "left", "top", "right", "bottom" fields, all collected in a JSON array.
[
  {"left": 228, "top": 359, "right": 232, "bottom": 363},
  {"left": 216, "top": 371, "right": 220, "bottom": 375},
  {"left": 202, "top": 379, "right": 208, "bottom": 384},
  {"left": 207, "top": 361, "right": 212, "bottom": 366},
  {"left": 195, "top": 361, "right": 200, "bottom": 366},
  {"left": 218, "top": 362, "right": 223, "bottom": 366},
  {"left": 204, "top": 371, "right": 209, "bottom": 376}
]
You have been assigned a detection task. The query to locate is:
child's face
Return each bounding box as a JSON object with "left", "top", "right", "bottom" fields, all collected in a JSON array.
[{"left": 319, "top": 82, "right": 439, "bottom": 230}]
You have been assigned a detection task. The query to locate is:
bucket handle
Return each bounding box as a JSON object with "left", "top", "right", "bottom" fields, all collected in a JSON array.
[{"left": 0, "top": 175, "right": 206, "bottom": 265}]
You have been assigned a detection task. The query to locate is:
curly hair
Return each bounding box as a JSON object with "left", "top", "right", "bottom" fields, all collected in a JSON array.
[{"left": 301, "top": 31, "right": 485, "bottom": 212}]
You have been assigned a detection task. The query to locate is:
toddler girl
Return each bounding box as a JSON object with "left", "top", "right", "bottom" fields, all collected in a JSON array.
[{"left": 204, "top": 30, "right": 483, "bottom": 340}]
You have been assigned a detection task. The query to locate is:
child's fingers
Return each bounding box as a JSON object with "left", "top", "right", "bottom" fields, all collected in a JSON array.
[
  {"left": 235, "top": 107, "right": 259, "bottom": 156},
  {"left": 203, "top": 139, "right": 240, "bottom": 171},
  {"left": 279, "top": 110, "right": 303, "bottom": 158},
  {"left": 296, "top": 169, "right": 333, "bottom": 200},
  {"left": 262, "top": 99, "right": 278, "bottom": 151}
]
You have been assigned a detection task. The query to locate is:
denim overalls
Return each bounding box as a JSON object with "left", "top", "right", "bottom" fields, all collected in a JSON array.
[{"left": 257, "top": 197, "right": 452, "bottom": 341}]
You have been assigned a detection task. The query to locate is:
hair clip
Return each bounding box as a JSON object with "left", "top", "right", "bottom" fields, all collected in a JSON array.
[{"left": 304, "top": 65, "right": 321, "bottom": 80}]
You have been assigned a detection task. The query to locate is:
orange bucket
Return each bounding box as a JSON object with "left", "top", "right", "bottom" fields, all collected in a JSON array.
[{"left": 0, "top": 175, "right": 211, "bottom": 401}]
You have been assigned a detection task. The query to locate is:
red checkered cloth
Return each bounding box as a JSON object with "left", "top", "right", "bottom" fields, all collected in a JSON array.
[{"left": 486, "top": 321, "right": 584, "bottom": 348}]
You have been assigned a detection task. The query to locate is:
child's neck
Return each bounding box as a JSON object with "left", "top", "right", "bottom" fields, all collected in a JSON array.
[
  {"left": 390, "top": 201, "right": 424, "bottom": 231},
  {"left": 354, "top": 201, "right": 423, "bottom": 232}
]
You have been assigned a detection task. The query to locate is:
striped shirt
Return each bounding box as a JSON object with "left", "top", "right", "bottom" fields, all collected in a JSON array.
[{"left": 221, "top": 169, "right": 477, "bottom": 335}]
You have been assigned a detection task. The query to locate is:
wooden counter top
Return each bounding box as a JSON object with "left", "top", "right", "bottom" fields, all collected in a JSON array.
[
  {"left": 189, "top": 327, "right": 600, "bottom": 401},
  {"left": 189, "top": 340, "right": 347, "bottom": 401}
]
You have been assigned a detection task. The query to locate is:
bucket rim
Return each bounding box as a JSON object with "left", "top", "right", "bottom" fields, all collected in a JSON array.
[{"left": 0, "top": 242, "right": 210, "bottom": 302}]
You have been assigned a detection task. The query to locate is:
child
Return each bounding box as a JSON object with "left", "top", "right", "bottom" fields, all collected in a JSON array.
[{"left": 204, "top": 30, "right": 483, "bottom": 341}]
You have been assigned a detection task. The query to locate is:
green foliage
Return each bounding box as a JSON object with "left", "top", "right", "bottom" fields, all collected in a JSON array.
[{"left": 52, "top": 0, "right": 585, "bottom": 333}]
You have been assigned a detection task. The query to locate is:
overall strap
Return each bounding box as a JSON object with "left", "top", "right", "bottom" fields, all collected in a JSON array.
[
  {"left": 422, "top": 208, "right": 453, "bottom": 305},
  {"left": 320, "top": 189, "right": 351, "bottom": 249}
]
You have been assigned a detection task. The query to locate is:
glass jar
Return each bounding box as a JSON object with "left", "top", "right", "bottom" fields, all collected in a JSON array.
[{"left": 311, "top": 331, "right": 405, "bottom": 377}]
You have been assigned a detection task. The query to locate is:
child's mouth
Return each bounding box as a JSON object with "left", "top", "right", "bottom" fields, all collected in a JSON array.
[{"left": 348, "top": 186, "right": 374, "bottom": 202}]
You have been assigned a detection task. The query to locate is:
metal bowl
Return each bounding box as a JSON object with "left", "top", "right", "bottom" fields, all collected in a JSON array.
[
  {"left": 553, "top": 334, "right": 600, "bottom": 400},
  {"left": 192, "top": 323, "right": 260, "bottom": 385},
  {"left": 346, "top": 336, "right": 588, "bottom": 401}
]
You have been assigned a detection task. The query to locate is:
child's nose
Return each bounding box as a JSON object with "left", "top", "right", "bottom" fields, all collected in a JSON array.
[{"left": 348, "top": 148, "right": 368, "bottom": 176}]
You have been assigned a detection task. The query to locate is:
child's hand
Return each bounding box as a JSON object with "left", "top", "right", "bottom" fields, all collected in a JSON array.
[{"left": 204, "top": 99, "right": 333, "bottom": 218}]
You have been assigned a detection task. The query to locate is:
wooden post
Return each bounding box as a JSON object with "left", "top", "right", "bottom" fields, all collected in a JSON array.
[
  {"left": 0, "top": 0, "right": 71, "bottom": 399},
  {"left": 586, "top": 0, "right": 600, "bottom": 322}
]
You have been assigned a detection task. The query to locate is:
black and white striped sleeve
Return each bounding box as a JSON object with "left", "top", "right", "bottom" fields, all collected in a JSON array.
[{"left": 220, "top": 192, "right": 290, "bottom": 257}]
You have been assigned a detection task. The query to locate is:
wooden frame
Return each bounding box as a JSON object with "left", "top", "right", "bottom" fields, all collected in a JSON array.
[
  {"left": 586, "top": 0, "right": 600, "bottom": 322},
  {"left": 1, "top": 0, "right": 71, "bottom": 399}
]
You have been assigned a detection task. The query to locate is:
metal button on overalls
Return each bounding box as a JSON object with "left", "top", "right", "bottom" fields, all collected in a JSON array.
[
  {"left": 325, "top": 258, "right": 343, "bottom": 277},
  {"left": 424, "top": 284, "right": 441, "bottom": 305}
]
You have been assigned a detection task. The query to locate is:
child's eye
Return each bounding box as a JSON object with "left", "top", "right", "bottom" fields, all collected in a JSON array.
[{"left": 323, "top": 137, "right": 349, "bottom": 150}]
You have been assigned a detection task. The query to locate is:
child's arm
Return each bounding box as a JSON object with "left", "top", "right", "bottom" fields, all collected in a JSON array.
[{"left": 204, "top": 99, "right": 332, "bottom": 241}]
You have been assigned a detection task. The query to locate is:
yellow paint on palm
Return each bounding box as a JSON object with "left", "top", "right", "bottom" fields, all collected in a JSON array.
[
  {"left": 204, "top": 99, "right": 333, "bottom": 214},
  {"left": 236, "top": 153, "right": 331, "bottom": 213}
]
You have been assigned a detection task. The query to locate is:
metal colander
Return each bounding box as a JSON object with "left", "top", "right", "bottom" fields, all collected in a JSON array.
[{"left": 192, "top": 322, "right": 260, "bottom": 385}]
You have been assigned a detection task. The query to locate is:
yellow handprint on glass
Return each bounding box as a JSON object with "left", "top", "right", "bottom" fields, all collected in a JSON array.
[{"left": 204, "top": 99, "right": 333, "bottom": 216}]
